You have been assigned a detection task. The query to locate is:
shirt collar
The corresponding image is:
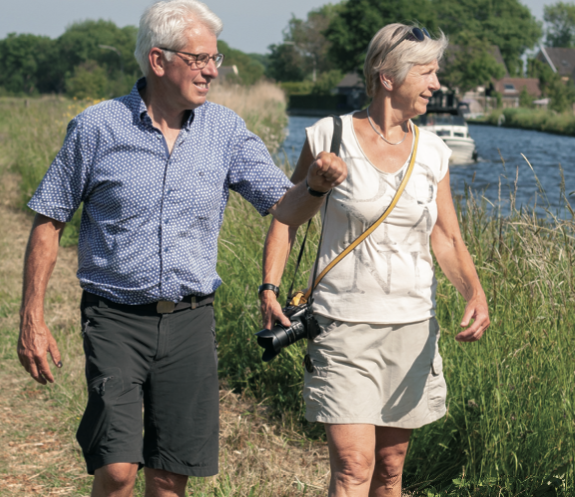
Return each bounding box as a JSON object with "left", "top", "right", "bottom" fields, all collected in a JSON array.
[{"left": 128, "top": 77, "right": 195, "bottom": 129}]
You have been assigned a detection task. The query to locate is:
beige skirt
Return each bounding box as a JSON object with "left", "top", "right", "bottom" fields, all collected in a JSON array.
[{"left": 303, "top": 315, "right": 447, "bottom": 428}]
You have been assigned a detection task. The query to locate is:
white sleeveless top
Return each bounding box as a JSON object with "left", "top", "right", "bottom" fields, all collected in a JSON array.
[{"left": 306, "top": 113, "right": 452, "bottom": 324}]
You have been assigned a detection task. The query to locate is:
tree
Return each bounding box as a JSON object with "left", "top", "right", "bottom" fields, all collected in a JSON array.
[
  {"left": 325, "top": 0, "right": 438, "bottom": 75},
  {"left": 65, "top": 60, "right": 109, "bottom": 99},
  {"left": 544, "top": 1, "right": 575, "bottom": 47},
  {"left": 0, "top": 33, "right": 57, "bottom": 95},
  {"left": 217, "top": 40, "right": 265, "bottom": 85},
  {"left": 267, "top": 4, "right": 343, "bottom": 82},
  {"left": 527, "top": 58, "right": 575, "bottom": 112},
  {"left": 432, "top": 0, "right": 542, "bottom": 76},
  {"left": 440, "top": 35, "right": 506, "bottom": 92},
  {"left": 267, "top": 43, "right": 307, "bottom": 82}
]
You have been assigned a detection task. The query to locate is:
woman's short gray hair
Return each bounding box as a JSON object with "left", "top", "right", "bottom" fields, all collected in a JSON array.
[
  {"left": 135, "top": 0, "right": 223, "bottom": 76},
  {"left": 363, "top": 23, "right": 448, "bottom": 97}
]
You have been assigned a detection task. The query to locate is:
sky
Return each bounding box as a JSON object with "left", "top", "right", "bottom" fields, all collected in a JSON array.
[{"left": 0, "top": 0, "right": 557, "bottom": 54}]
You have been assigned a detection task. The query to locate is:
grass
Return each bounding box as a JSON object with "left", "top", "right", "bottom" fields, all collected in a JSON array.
[
  {"left": 471, "top": 107, "right": 575, "bottom": 137},
  {"left": 1, "top": 86, "right": 574, "bottom": 495}
]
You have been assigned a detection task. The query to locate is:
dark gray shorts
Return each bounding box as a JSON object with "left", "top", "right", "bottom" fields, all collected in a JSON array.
[{"left": 77, "top": 292, "right": 219, "bottom": 476}]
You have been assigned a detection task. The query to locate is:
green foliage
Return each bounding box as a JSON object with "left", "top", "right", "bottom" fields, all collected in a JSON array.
[
  {"left": 484, "top": 107, "right": 575, "bottom": 135},
  {"left": 527, "top": 58, "right": 575, "bottom": 113},
  {"left": 519, "top": 86, "right": 535, "bottom": 108},
  {"left": 267, "top": 5, "right": 342, "bottom": 83},
  {"left": 325, "top": 0, "right": 438, "bottom": 75},
  {"left": 442, "top": 35, "right": 506, "bottom": 92},
  {"left": 310, "top": 69, "right": 344, "bottom": 95},
  {"left": 433, "top": 0, "right": 542, "bottom": 76},
  {"left": 0, "top": 19, "right": 140, "bottom": 98},
  {"left": 0, "top": 33, "right": 58, "bottom": 95},
  {"left": 267, "top": 43, "right": 307, "bottom": 82},
  {"left": 65, "top": 61, "right": 109, "bottom": 99},
  {"left": 544, "top": 1, "right": 575, "bottom": 47},
  {"left": 217, "top": 40, "right": 265, "bottom": 85}
]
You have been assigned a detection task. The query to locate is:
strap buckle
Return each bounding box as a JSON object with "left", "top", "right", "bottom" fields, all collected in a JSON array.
[{"left": 156, "top": 301, "right": 175, "bottom": 314}]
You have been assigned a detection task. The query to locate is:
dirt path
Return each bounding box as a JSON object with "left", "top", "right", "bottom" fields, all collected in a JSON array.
[{"left": 0, "top": 173, "right": 331, "bottom": 496}]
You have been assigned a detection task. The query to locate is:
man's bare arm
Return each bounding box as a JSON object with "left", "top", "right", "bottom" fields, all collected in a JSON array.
[{"left": 18, "top": 214, "right": 65, "bottom": 384}]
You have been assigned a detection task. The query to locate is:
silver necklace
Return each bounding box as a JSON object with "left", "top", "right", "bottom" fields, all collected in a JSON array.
[{"left": 366, "top": 106, "right": 407, "bottom": 146}]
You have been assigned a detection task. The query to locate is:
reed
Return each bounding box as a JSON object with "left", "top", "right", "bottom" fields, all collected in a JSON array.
[
  {"left": 1, "top": 88, "right": 574, "bottom": 495},
  {"left": 477, "top": 107, "right": 575, "bottom": 137}
]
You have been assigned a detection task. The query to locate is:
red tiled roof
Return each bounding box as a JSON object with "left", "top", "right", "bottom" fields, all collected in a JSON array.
[{"left": 494, "top": 78, "right": 541, "bottom": 97}]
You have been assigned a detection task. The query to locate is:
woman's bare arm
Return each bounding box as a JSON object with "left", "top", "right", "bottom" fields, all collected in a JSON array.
[
  {"left": 260, "top": 140, "right": 318, "bottom": 329},
  {"left": 430, "top": 170, "right": 490, "bottom": 341}
]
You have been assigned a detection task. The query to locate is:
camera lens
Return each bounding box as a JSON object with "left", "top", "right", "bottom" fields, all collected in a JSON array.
[{"left": 255, "top": 307, "right": 308, "bottom": 362}]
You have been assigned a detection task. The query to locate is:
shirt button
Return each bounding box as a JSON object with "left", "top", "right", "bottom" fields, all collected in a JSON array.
[{"left": 164, "top": 247, "right": 169, "bottom": 253}]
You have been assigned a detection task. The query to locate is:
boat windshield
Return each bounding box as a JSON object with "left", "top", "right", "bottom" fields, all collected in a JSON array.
[{"left": 417, "top": 114, "right": 466, "bottom": 126}]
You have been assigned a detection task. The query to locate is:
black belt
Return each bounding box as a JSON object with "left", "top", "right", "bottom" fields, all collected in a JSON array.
[{"left": 82, "top": 291, "right": 215, "bottom": 314}]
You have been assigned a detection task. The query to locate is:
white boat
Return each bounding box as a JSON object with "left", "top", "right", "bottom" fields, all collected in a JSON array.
[{"left": 418, "top": 113, "right": 478, "bottom": 164}]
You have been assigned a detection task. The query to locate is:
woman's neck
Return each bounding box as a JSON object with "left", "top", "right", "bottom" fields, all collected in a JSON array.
[{"left": 368, "top": 93, "right": 411, "bottom": 140}]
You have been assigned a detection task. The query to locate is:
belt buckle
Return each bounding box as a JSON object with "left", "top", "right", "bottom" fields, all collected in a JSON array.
[
  {"left": 191, "top": 296, "right": 198, "bottom": 310},
  {"left": 157, "top": 301, "right": 175, "bottom": 314}
]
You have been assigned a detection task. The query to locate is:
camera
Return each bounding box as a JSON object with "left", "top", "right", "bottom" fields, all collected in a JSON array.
[{"left": 255, "top": 303, "right": 321, "bottom": 362}]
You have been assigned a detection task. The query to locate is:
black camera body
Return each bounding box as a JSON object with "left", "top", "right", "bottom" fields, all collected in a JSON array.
[{"left": 255, "top": 304, "right": 321, "bottom": 362}]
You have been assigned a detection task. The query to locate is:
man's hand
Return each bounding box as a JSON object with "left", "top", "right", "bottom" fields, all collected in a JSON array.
[
  {"left": 18, "top": 315, "right": 62, "bottom": 385},
  {"left": 260, "top": 291, "right": 291, "bottom": 330},
  {"left": 455, "top": 293, "right": 490, "bottom": 342},
  {"left": 306, "top": 151, "right": 347, "bottom": 194}
]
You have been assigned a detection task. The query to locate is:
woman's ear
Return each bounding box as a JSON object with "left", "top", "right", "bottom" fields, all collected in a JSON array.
[{"left": 379, "top": 73, "right": 392, "bottom": 91}]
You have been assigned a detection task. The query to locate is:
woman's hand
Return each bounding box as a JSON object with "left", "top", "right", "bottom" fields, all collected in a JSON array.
[
  {"left": 260, "top": 290, "right": 291, "bottom": 330},
  {"left": 455, "top": 292, "right": 490, "bottom": 342},
  {"left": 306, "top": 151, "right": 348, "bottom": 193}
]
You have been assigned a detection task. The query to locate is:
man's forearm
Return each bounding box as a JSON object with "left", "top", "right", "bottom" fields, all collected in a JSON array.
[{"left": 20, "top": 215, "right": 65, "bottom": 319}]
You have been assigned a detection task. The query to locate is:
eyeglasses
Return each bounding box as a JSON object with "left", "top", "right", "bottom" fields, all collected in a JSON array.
[
  {"left": 159, "top": 47, "right": 225, "bottom": 69},
  {"left": 384, "top": 27, "right": 430, "bottom": 60}
]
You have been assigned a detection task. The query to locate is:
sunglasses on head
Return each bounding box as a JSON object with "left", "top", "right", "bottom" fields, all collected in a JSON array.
[{"left": 384, "top": 26, "right": 430, "bottom": 60}]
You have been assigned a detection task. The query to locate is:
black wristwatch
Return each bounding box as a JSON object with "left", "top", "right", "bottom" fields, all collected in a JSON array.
[
  {"left": 258, "top": 283, "right": 280, "bottom": 297},
  {"left": 305, "top": 179, "right": 330, "bottom": 197}
]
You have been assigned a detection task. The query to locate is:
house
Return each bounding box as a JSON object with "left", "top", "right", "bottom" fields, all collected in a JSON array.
[
  {"left": 335, "top": 72, "right": 366, "bottom": 109},
  {"left": 536, "top": 46, "right": 575, "bottom": 80},
  {"left": 492, "top": 77, "right": 541, "bottom": 107}
]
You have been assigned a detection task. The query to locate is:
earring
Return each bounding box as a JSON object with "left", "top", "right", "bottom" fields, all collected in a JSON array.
[{"left": 383, "top": 81, "right": 391, "bottom": 89}]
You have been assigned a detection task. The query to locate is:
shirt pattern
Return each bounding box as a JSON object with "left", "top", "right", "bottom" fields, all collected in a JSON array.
[{"left": 28, "top": 78, "right": 293, "bottom": 304}]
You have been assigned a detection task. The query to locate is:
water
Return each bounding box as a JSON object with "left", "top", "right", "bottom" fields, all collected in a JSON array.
[{"left": 279, "top": 116, "right": 575, "bottom": 217}]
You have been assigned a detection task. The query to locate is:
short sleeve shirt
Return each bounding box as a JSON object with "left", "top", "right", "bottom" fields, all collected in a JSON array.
[
  {"left": 28, "top": 78, "right": 293, "bottom": 304},
  {"left": 306, "top": 113, "right": 451, "bottom": 324}
]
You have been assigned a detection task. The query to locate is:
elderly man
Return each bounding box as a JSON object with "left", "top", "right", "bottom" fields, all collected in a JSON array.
[{"left": 17, "top": 1, "right": 346, "bottom": 496}]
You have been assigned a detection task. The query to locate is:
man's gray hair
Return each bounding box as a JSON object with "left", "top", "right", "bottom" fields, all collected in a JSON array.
[
  {"left": 135, "top": 0, "right": 223, "bottom": 76},
  {"left": 363, "top": 23, "right": 448, "bottom": 97}
]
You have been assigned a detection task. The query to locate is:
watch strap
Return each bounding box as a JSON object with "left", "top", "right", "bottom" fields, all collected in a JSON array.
[
  {"left": 258, "top": 283, "right": 280, "bottom": 297},
  {"left": 305, "top": 179, "right": 330, "bottom": 197}
]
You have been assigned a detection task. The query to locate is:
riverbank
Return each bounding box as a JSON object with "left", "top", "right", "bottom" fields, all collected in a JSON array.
[
  {"left": 469, "top": 107, "right": 575, "bottom": 137},
  {"left": 1, "top": 90, "right": 574, "bottom": 496}
]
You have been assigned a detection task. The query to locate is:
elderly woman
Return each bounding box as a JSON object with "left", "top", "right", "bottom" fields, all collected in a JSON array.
[{"left": 259, "top": 24, "right": 490, "bottom": 496}]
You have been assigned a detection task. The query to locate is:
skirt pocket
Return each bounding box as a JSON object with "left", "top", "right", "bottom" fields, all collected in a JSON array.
[{"left": 427, "top": 319, "right": 447, "bottom": 411}]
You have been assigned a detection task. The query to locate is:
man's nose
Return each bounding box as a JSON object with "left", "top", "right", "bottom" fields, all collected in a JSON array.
[{"left": 202, "top": 58, "right": 219, "bottom": 78}]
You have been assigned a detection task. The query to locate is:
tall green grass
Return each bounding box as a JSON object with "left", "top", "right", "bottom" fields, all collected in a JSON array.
[
  {"left": 2, "top": 96, "right": 574, "bottom": 495},
  {"left": 475, "top": 107, "right": 575, "bottom": 137}
]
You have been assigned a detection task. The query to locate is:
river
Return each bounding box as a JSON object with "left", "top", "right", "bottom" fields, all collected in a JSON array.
[{"left": 280, "top": 116, "right": 575, "bottom": 218}]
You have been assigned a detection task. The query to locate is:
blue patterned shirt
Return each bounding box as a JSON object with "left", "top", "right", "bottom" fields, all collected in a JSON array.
[{"left": 28, "top": 79, "right": 293, "bottom": 305}]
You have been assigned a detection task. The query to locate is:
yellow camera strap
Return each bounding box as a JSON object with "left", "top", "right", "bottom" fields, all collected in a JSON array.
[{"left": 303, "top": 124, "right": 419, "bottom": 301}]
